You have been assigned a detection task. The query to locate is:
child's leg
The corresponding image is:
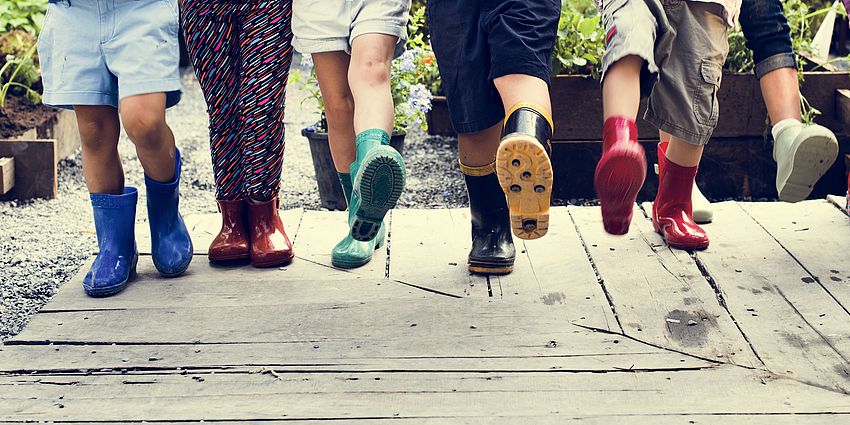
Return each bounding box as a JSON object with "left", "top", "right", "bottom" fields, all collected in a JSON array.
[
  {"left": 428, "top": 0, "right": 515, "bottom": 274},
  {"left": 119, "top": 93, "right": 177, "bottom": 183},
  {"left": 645, "top": 1, "right": 728, "bottom": 251},
  {"left": 312, "top": 51, "right": 356, "bottom": 173},
  {"left": 593, "top": 0, "right": 658, "bottom": 235},
  {"left": 74, "top": 106, "right": 124, "bottom": 195},
  {"left": 487, "top": 0, "right": 561, "bottom": 240},
  {"left": 237, "top": 0, "right": 295, "bottom": 268},
  {"left": 345, "top": 34, "right": 406, "bottom": 243},
  {"left": 348, "top": 34, "right": 396, "bottom": 135},
  {"left": 739, "top": 0, "right": 838, "bottom": 202}
]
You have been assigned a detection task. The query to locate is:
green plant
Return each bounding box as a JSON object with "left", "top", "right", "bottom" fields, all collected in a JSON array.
[
  {"left": 0, "top": 45, "right": 42, "bottom": 109},
  {"left": 0, "top": 0, "right": 47, "bottom": 35},
  {"left": 553, "top": 1, "right": 605, "bottom": 78}
]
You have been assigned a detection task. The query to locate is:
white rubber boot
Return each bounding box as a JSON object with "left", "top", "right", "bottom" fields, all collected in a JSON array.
[
  {"left": 654, "top": 163, "right": 713, "bottom": 224},
  {"left": 774, "top": 123, "right": 838, "bottom": 203}
]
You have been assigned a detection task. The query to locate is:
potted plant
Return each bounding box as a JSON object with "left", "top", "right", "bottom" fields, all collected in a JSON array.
[{"left": 293, "top": 7, "right": 436, "bottom": 210}]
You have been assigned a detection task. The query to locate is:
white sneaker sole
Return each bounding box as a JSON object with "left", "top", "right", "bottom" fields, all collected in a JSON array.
[{"left": 776, "top": 130, "right": 838, "bottom": 203}]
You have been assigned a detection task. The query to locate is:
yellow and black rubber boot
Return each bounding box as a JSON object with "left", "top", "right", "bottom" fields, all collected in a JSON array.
[
  {"left": 495, "top": 102, "right": 554, "bottom": 240},
  {"left": 461, "top": 161, "right": 516, "bottom": 275}
]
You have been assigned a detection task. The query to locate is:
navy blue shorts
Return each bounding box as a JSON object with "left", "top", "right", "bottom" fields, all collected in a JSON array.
[{"left": 428, "top": 0, "right": 560, "bottom": 134}]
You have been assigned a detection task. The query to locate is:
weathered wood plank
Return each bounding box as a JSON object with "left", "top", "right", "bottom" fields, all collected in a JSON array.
[
  {"left": 293, "top": 210, "right": 388, "bottom": 279},
  {"left": 0, "top": 329, "right": 710, "bottom": 374},
  {"left": 693, "top": 201, "right": 850, "bottom": 393},
  {"left": 134, "top": 209, "right": 304, "bottom": 256},
  {"left": 0, "top": 139, "right": 57, "bottom": 200},
  {"left": 15, "top": 417, "right": 847, "bottom": 425},
  {"left": 1, "top": 367, "right": 848, "bottom": 422},
  {"left": 569, "top": 205, "right": 758, "bottom": 366},
  {"left": 11, "top": 297, "right": 613, "bottom": 346},
  {"left": 740, "top": 200, "right": 850, "bottom": 311},
  {"left": 389, "top": 208, "right": 487, "bottom": 297},
  {"left": 491, "top": 207, "right": 618, "bottom": 332},
  {"left": 0, "top": 157, "right": 13, "bottom": 195}
]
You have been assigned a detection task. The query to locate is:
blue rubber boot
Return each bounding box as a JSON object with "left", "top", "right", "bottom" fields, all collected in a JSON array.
[
  {"left": 84, "top": 188, "right": 139, "bottom": 297},
  {"left": 145, "top": 148, "right": 193, "bottom": 277},
  {"left": 331, "top": 173, "right": 385, "bottom": 269},
  {"left": 350, "top": 129, "right": 405, "bottom": 242}
]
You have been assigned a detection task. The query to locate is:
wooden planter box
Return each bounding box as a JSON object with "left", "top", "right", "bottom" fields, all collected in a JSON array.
[
  {"left": 427, "top": 72, "right": 850, "bottom": 200},
  {"left": 0, "top": 109, "right": 81, "bottom": 200}
]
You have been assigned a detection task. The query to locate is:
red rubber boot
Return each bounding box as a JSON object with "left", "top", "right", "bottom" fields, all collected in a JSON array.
[
  {"left": 652, "top": 142, "right": 709, "bottom": 250},
  {"left": 209, "top": 200, "right": 250, "bottom": 262},
  {"left": 247, "top": 197, "right": 294, "bottom": 268},
  {"left": 595, "top": 116, "right": 647, "bottom": 235}
]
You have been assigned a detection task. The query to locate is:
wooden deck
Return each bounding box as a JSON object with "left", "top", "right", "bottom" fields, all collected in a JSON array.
[{"left": 2, "top": 200, "right": 850, "bottom": 423}]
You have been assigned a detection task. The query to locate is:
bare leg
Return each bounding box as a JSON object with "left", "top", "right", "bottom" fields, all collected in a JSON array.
[
  {"left": 119, "top": 93, "right": 176, "bottom": 182},
  {"left": 313, "top": 51, "right": 357, "bottom": 173},
  {"left": 74, "top": 105, "right": 124, "bottom": 194},
  {"left": 759, "top": 67, "right": 801, "bottom": 124},
  {"left": 665, "top": 136, "right": 704, "bottom": 167},
  {"left": 492, "top": 74, "right": 551, "bottom": 117},
  {"left": 458, "top": 123, "right": 502, "bottom": 167},
  {"left": 348, "top": 34, "right": 396, "bottom": 135},
  {"left": 602, "top": 55, "right": 644, "bottom": 120}
]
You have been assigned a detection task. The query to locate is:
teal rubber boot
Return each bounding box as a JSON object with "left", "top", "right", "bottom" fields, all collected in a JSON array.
[
  {"left": 331, "top": 173, "right": 385, "bottom": 269},
  {"left": 350, "top": 129, "right": 405, "bottom": 242}
]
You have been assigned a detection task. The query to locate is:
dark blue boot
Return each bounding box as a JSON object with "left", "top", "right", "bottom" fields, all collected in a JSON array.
[
  {"left": 84, "top": 187, "right": 139, "bottom": 297},
  {"left": 145, "top": 148, "right": 193, "bottom": 277}
]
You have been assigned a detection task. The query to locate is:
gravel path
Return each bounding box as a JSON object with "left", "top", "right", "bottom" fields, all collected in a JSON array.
[{"left": 0, "top": 67, "right": 467, "bottom": 341}]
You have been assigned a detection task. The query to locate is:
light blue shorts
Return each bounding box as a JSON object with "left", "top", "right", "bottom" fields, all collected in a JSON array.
[{"left": 37, "top": 0, "right": 182, "bottom": 110}]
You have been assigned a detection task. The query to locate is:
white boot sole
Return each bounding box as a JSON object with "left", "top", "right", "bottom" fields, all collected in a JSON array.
[{"left": 776, "top": 130, "right": 838, "bottom": 203}]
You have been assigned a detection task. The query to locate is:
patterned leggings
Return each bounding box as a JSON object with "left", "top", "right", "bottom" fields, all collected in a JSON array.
[{"left": 180, "top": 0, "right": 293, "bottom": 201}]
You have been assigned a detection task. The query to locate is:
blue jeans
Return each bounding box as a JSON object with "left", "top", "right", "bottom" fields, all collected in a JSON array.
[{"left": 739, "top": 0, "right": 797, "bottom": 79}]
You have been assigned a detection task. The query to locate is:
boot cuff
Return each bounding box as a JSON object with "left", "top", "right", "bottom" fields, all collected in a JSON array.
[
  {"left": 355, "top": 129, "right": 391, "bottom": 146},
  {"left": 505, "top": 102, "right": 554, "bottom": 133},
  {"left": 459, "top": 161, "right": 496, "bottom": 177},
  {"left": 90, "top": 187, "right": 138, "bottom": 208},
  {"left": 145, "top": 148, "right": 181, "bottom": 192}
]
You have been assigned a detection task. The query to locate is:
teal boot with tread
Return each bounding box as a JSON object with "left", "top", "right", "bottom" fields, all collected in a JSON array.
[
  {"left": 350, "top": 129, "right": 405, "bottom": 242},
  {"left": 332, "top": 173, "right": 386, "bottom": 269}
]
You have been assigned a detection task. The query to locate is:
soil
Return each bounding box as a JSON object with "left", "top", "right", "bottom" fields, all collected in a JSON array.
[{"left": 0, "top": 94, "right": 57, "bottom": 139}]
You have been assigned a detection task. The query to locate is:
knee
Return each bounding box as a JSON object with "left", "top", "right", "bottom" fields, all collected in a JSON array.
[
  {"left": 351, "top": 52, "right": 392, "bottom": 86},
  {"left": 121, "top": 109, "right": 167, "bottom": 149}
]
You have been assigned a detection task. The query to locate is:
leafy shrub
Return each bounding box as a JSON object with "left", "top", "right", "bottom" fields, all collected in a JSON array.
[{"left": 0, "top": 0, "right": 47, "bottom": 35}]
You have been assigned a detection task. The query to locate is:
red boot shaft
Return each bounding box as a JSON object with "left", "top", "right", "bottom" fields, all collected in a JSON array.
[
  {"left": 209, "top": 200, "right": 250, "bottom": 262},
  {"left": 653, "top": 142, "right": 709, "bottom": 250},
  {"left": 247, "top": 198, "right": 294, "bottom": 268},
  {"left": 595, "top": 116, "right": 647, "bottom": 235}
]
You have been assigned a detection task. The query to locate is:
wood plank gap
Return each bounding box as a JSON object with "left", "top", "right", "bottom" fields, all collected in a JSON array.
[
  {"left": 566, "top": 208, "right": 624, "bottom": 333},
  {"left": 689, "top": 251, "right": 767, "bottom": 368},
  {"left": 737, "top": 203, "right": 850, "bottom": 318},
  {"left": 773, "top": 286, "right": 850, "bottom": 366}
]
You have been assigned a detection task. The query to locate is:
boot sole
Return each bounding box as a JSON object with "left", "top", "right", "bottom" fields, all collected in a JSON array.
[
  {"left": 653, "top": 220, "right": 710, "bottom": 251},
  {"left": 352, "top": 149, "right": 405, "bottom": 242},
  {"left": 496, "top": 136, "right": 553, "bottom": 240},
  {"left": 777, "top": 134, "right": 839, "bottom": 202},
  {"left": 84, "top": 254, "right": 138, "bottom": 298},
  {"left": 595, "top": 147, "right": 647, "bottom": 235},
  {"left": 468, "top": 258, "right": 515, "bottom": 275}
]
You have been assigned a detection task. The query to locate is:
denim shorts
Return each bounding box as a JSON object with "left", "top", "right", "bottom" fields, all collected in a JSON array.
[
  {"left": 739, "top": 0, "right": 796, "bottom": 79},
  {"left": 292, "top": 0, "right": 410, "bottom": 57},
  {"left": 38, "top": 0, "right": 182, "bottom": 110},
  {"left": 602, "top": 0, "right": 730, "bottom": 145},
  {"left": 428, "top": 0, "right": 561, "bottom": 134}
]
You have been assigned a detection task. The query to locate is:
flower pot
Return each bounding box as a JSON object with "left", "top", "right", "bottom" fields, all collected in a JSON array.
[
  {"left": 302, "top": 128, "right": 406, "bottom": 210},
  {"left": 426, "top": 96, "right": 456, "bottom": 137}
]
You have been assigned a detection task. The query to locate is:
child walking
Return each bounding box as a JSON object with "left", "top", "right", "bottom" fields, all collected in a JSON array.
[
  {"left": 38, "top": 0, "right": 193, "bottom": 297},
  {"left": 594, "top": 0, "right": 741, "bottom": 250},
  {"left": 292, "top": 0, "right": 409, "bottom": 269},
  {"left": 428, "top": 0, "right": 561, "bottom": 274},
  {"left": 180, "top": 0, "right": 296, "bottom": 268}
]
